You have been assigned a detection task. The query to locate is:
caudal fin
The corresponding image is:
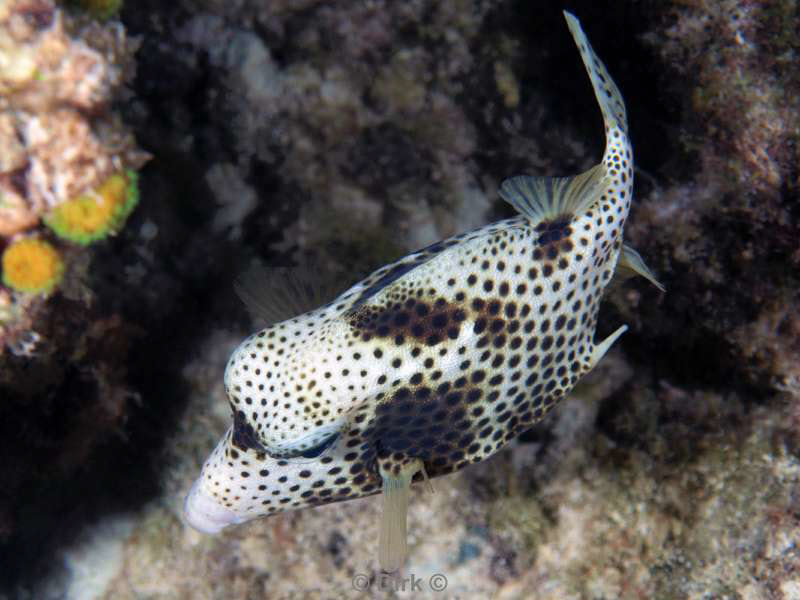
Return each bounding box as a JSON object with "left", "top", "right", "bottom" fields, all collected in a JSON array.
[{"left": 563, "top": 11, "right": 628, "bottom": 135}]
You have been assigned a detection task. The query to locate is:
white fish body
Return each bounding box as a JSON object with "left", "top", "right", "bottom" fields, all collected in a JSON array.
[{"left": 184, "top": 11, "right": 662, "bottom": 570}]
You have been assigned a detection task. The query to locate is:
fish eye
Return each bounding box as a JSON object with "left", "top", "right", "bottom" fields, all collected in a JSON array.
[
  {"left": 276, "top": 430, "right": 341, "bottom": 463},
  {"left": 298, "top": 431, "right": 339, "bottom": 458}
]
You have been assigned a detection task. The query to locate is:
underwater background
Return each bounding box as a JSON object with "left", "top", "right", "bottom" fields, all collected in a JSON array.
[{"left": 0, "top": 0, "right": 798, "bottom": 598}]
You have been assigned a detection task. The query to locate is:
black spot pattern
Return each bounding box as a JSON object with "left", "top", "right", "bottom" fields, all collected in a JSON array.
[
  {"left": 347, "top": 297, "right": 467, "bottom": 347},
  {"left": 232, "top": 410, "right": 267, "bottom": 453}
]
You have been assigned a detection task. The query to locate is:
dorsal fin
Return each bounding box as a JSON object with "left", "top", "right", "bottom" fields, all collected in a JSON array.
[
  {"left": 499, "top": 163, "right": 607, "bottom": 223},
  {"left": 616, "top": 244, "right": 666, "bottom": 291},
  {"left": 564, "top": 11, "right": 628, "bottom": 135},
  {"left": 234, "top": 263, "right": 345, "bottom": 325}
]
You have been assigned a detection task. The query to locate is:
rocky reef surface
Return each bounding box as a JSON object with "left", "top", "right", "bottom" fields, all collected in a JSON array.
[{"left": 1, "top": 1, "right": 798, "bottom": 599}]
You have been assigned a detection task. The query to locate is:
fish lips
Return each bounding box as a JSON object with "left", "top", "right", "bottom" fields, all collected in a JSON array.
[{"left": 183, "top": 477, "right": 247, "bottom": 534}]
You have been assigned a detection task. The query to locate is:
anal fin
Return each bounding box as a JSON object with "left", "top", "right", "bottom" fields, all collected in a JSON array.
[
  {"left": 616, "top": 244, "right": 665, "bottom": 292},
  {"left": 589, "top": 324, "right": 628, "bottom": 370}
]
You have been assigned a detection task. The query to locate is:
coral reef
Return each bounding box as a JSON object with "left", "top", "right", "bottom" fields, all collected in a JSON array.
[
  {"left": 0, "top": 0, "right": 146, "bottom": 342},
  {"left": 1, "top": 1, "right": 799, "bottom": 599},
  {"left": 626, "top": 0, "right": 800, "bottom": 398},
  {"left": 0, "top": 0, "right": 148, "bottom": 591},
  {"left": 0, "top": 0, "right": 143, "bottom": 233}
]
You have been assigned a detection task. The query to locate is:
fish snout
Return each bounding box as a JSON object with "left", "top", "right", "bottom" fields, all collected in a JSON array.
[{"left": 183, "top": 477, "right": 246, "bottom": 534}]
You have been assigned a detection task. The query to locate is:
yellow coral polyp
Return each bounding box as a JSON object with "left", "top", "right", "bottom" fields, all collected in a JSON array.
[
  {"left": 1, "top": 238, "right": 64, "bottom": 294},
  {"left": 44, "top": 170, "right": 139, "bottom": 245}
]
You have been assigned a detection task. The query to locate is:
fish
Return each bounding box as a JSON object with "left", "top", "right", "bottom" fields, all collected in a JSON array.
[{"left": 183, "top": 11, "right": 663, "bottom": 572}]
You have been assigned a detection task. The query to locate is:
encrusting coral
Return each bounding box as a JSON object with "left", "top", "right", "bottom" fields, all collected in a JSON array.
[
  {"left": 1, "top": 237, "right": 63, "bottom": 294},
  {"left": 0, "top": 0, "right": 147, "bottom": 352},
  {"left": 0, "top": 0, "right": 145, "bottom": 237},
  {"left": 44, "top": 170, "right": 139, "bottom": 245}
]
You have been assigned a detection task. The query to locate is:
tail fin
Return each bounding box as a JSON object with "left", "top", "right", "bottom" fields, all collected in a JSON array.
[{"left": 563, "top": 11, "right": 628, "bottom": 135}]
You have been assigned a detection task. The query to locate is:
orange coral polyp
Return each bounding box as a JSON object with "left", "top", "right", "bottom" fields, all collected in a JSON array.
[
  {"left": 44, "top": 170, "right": 139, "bottom": 245},
  {"left": 1, "top": 238, "right": 64, "bottom": 294}
]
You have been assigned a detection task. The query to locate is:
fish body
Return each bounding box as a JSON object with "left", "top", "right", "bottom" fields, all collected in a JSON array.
[{"left": 184, "top": 12, "right": 662, "bottom": 568}]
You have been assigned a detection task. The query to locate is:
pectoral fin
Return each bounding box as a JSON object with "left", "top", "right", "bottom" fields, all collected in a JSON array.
[
  {"left": 234, "top": 262, "right": 347, "bottom": 326},
  {"left": 377, "top": 457, "right": 426, "bottom": 572}
]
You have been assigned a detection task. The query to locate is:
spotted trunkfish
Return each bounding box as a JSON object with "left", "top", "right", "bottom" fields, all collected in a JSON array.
[{"left": 184, "top": 11, "right": 664, "bottom": 572}]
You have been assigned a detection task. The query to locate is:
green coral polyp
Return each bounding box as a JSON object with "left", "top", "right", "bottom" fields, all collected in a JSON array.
[
  {"left": 44, "top": 170, "right": 139, "bottom": 245},
  {"left": 68, "top": 0, "right": 124, "bottom": 19}
]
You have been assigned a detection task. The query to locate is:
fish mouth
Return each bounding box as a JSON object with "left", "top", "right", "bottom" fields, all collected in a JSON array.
[{"left": 183, "top": 477, "right": 247, "bottom": 534}]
